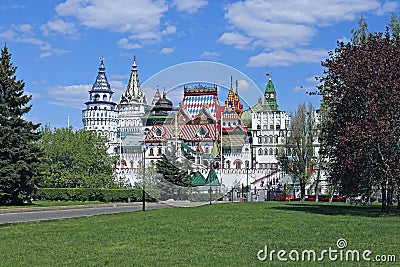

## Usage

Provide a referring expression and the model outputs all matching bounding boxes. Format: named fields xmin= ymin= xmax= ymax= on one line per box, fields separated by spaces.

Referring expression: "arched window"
xmin=226 ymin=160 xmax=231 ymax=169
xmin=235 ymin=161 xmax=242 ymax=169
xmin=264 ymin=148 xmax=268 ymax=155
xmin=275 ymin=148 xmax=278 ymax=155
xmin=269 ymin=148 xmax=273 ymax=155
xmin=258 ymin=148 xmax=263 ymax=155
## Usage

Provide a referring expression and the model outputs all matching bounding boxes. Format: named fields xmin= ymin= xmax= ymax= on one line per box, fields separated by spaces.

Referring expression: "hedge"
xmin=35 ymin=188 xmax=156 ymax=203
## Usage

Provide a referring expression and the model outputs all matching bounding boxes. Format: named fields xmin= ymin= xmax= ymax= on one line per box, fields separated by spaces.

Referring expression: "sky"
xmin=0 ymin=0 xmax=398 ymax=129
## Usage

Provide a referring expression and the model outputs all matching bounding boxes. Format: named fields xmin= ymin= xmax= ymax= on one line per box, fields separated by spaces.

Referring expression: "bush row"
xmin=188 ymin=193 xmax=224 ymax=202
xmin=35 ymin=188 xmax=156 ymax=203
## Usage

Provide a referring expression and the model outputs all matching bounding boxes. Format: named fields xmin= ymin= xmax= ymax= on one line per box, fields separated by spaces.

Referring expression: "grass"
xmin=0 ymin=202 xmax=399 ymax=266
xmin=0 ymin=200 xmax=105 ymax=210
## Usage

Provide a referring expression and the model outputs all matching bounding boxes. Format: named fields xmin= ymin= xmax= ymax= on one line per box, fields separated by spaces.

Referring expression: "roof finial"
xmin=235 ymin=80 xmax=239 ymax=93
xmin=132 ymin=55 xmax=137 ymax=68
xmin=230 ymin=75 xmax=233 ymax=89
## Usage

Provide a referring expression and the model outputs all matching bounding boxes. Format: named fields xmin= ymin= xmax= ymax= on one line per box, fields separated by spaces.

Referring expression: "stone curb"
xmin=0 ymin=202 xmax=147 ymax=214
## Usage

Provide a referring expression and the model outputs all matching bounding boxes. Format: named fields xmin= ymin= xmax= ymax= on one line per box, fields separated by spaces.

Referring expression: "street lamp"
xmin=142 ymin=144 xmax=147 ymax=211
xmin=246 ymin=167 xmax=249 ymax=202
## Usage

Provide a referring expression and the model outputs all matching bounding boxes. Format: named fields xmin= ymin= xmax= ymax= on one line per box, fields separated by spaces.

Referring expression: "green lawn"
xmin=0 ymin=202 xmax=399 ymax=266
xmin=0 ymin=200 xmax=105 ymax=210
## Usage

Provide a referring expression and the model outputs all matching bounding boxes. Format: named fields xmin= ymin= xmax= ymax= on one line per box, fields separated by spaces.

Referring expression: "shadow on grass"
xmin=271 ymin=202 xmax=400 ymax=218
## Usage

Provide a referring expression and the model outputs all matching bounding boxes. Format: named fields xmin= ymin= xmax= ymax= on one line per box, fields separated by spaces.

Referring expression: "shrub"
xmin=35 ymin=188 xmax=156 ymax=203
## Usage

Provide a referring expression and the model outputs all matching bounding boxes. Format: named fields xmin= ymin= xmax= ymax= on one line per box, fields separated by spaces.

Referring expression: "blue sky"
xmin=0 ymin=0 xmax=398 ymax=129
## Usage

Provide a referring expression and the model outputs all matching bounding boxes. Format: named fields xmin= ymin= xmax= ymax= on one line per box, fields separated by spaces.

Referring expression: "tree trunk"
xmin=300 ymin=180 xmax=306 ymax=201
xmin=387 ymin=184 xmax=394 ymax=215
xmin=381 ymin=181 xmax=387 ymax=212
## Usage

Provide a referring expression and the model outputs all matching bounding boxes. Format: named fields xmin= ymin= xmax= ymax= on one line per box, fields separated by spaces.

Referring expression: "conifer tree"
xmin=0 ymin=45 xmax=42 ymax=205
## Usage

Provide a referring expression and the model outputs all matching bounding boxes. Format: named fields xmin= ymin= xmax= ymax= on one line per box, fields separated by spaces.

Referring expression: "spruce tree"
xmin=0 ymin=45 xmax=42 ymax=205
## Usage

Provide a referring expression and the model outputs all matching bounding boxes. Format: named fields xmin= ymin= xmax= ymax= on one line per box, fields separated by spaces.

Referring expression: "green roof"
xmin=205 ymin=168 xmax=220 ymax=186
xmin=191 ymin=171 xmax=206 ymax=186
xmin=181 ymin=142 xmax=195 ymax=153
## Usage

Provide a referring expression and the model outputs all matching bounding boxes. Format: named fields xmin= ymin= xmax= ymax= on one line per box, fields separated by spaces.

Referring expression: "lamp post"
xmin=246 ymin=167 xmax=249 ymax=202
xmin=142 ymin=144 xmax=147 ymax=211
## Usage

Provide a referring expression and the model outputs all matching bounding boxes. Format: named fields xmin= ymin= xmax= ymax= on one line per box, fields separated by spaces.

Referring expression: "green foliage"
xmin=154 ymin=148 xmax=193 ymax=200
xmin=0 ymin=202 xmax=399 ymax=266
xmin=319 ymin=27 xmax=400 ymax=213
xmin=0 ymin=45 xmax=43 ymax=205
xmin=39 ymin=126 xmax=117 ymax=188
xmin=351 ymin=15 xmax=369 ymax=44
xmin=278 ymin=103 xmax=317 ymax=199
xmin=389 ymin=13 xmax=400 ymax=38
xmin=35 ymin=188 xmax=155 ymax=202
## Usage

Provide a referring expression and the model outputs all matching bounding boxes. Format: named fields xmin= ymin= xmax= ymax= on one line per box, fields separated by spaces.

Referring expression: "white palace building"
xmin=82 ymin=57 xmax=327 ymax=197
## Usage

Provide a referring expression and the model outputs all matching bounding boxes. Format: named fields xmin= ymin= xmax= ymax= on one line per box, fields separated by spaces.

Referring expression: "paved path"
xmin=0 ymin=201 xmax=209 ymax=225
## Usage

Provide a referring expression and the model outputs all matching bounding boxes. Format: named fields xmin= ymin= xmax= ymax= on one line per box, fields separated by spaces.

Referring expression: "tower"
xmin=264 ymin=78 xmax=278 ymax=110
xmin=118 ymin=56 xmax=148 ymax=134
xmin=82 ymin=57 xmax=118 ymax=143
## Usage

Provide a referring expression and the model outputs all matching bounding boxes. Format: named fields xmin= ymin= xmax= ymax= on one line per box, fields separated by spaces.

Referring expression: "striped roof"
xmin=144 ymin=123 xmax=217 ymax=142
xmin=205 ymin=168 xmax=220 ymax=186
xmin=191 ymin=171 xmax=206 ymax=186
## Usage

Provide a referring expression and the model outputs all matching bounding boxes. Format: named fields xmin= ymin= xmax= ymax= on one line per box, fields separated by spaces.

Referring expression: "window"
xmin=226 ymin=160 xmax=231 ymax=169
xmin=275 ymin=148 xmax=278 ymax=155
xmin=270 ymin=124 xmax=274 ymax=130
xmin=235 ymin=161 xmax=242 ymax=169
xmin=198 ymin=126 xmax=207 ymax=137
xmin=269 ymin=148 xmax=273 ymax=155
xmin=149 ymin=148 xmax=154 ymax=156
xmin=264 ymin=148 xmax=268 ymax=155
xmin=258 ymin=148 xmax=263 ymax=155
xmin=155 ymin=128 xmax=162 ymax=137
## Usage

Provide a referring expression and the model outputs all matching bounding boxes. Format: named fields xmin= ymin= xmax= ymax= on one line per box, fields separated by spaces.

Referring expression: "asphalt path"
xmin=0 ymin=202 xmax=208 ymax=225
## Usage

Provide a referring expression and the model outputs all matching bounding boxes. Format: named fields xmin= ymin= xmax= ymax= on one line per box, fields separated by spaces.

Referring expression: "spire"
xmin=151 ymin=86 xmax=161 ymax=107
xmin=91 ymin=56 xmax=112 ymax=92
xmin=234 ymin=80 xmax=243 ymax=115
xmin=264 ymin=77 xmax=278 ymax=110
xmin=120 ymin=56 xmax=147 ymax=104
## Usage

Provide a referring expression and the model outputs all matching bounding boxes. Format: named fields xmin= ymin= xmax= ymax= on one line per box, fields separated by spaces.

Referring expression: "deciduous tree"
xmin=318 ymin=30 xmax=400 ymax=213
xmin=40 ymin=127 xmax=116 ymax=188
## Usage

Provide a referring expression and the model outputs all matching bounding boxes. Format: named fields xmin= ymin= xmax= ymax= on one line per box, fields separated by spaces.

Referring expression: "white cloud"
xmin=218 ymin=32 xmax=252 ymax=50
xmin=24 ymin=91 xmax=45 ymax=99
xmin=41 ymin=19 xmax=77 ymax=37
xmin=55 ymin=0 xmax=169 ymax=44
xmin=237 ymin=79 xmax=250 ymax=91
xmin=172 ymin=0 xmax=208 ymax=13
xmin=15 ymin=24 xmax=33 ymax=33
xmin=247 ymin=49 xmax=327 ymax=67
xmin=160 ymin=47 xmax=175 ymax=54
xmin=46 ymin=79 xmax=128 ymax=109
xmin=117 ymin=38 xmax=142 ymax=50
xmin=0 ymin=24 xmax=70 ymax=58
xmin=200 ymin=51 xmax=220 ymax=59
xmin=221 ymin=0 xmax=398 ymax=66
xmin=46 ymin=84 xmax=90 ymax=109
